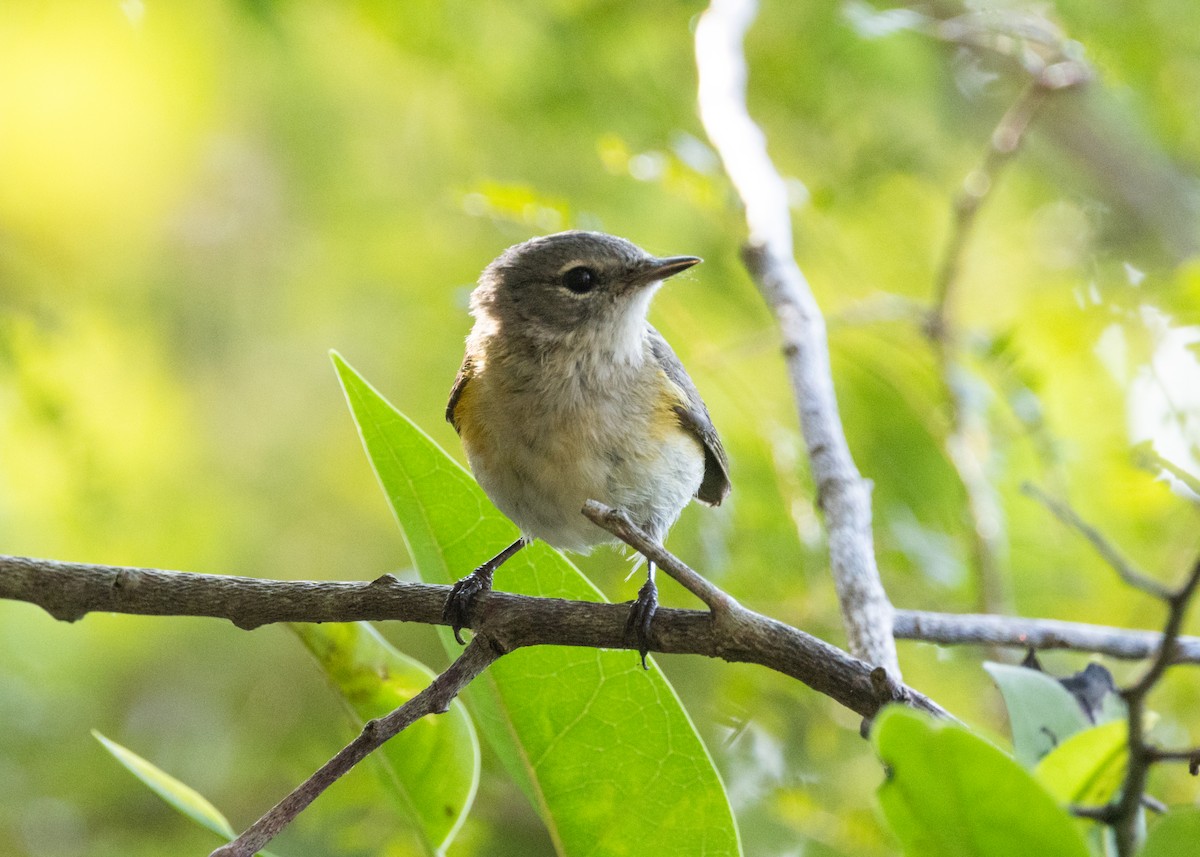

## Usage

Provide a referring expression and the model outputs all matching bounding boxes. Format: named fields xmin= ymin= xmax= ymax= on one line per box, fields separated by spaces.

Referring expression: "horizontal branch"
xmin=894 ymin=609 xmax=1200 ymax=664
xmin=0 ymin=553 xmax=939 ymax=721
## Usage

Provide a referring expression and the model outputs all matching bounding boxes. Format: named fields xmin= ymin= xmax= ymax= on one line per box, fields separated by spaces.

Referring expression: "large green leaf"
xmin=332 ymin=353 xmax=741 ymax=856
xmin=93 ymin=731 xmax=279 ymax=857
xmin=1035 ymin=719 xmax=1128 ymax=806
xmin=983 ymin=662 xmax=1092 ymax=767
xmin=872 ymin=707 xmax=1091 ymax=857
xmin=291 ymin=621 xmax=479 ymax=856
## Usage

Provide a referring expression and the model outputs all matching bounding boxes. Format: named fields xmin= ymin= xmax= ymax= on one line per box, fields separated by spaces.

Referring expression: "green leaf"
xmin=872 ymin=706 xmax=1091 ymax=857
xmin=92 ymin=731 xmax=279 ymax=857
xmin=1035 ymin=720 xmax=1128 ymax=806
xmin=291 ymin=622 xmax=479 ymax=855
xmin=1141 ymin=807 xmax=1200 ymax=857
xmin=332 ymin=352 xmax=741 ymax=856
xmin=983 ymin=662 xmax=1092 ymax=767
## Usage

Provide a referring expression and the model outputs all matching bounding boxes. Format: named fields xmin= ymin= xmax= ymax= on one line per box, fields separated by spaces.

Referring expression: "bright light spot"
xmin=0 ymin=8 xmax=196 ymax=243
xmin=1094 ymin=322 xmax=1129 ymax=386
xmin=1123 ymin=262 xmax=1146 ymax=286
xmin=842 ymin=0 xmax=924 ymax=38
xmin=629 ymin=151 xmax=666 ymax=182
xmin=670 ymin=132 xmax=719 ymax=174
xmin=1128 ymin=306 xmax=1200 ymax=501
xmin=461 ymin=192 xmax=488 ymax=217
xmin=1032 ymin=200 xmax=1091 ymax=270
xmin=785 ymin=177 xmax=811 ymax=209
xmin=963 ymin=168 xmax=991 ymax=199
xmin=120 ymin=0 xmax=146 ymax=27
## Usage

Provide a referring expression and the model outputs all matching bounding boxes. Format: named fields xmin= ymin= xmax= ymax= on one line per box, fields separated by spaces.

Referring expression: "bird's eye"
xmin=562 ymin=266 xmax=597 ymax=294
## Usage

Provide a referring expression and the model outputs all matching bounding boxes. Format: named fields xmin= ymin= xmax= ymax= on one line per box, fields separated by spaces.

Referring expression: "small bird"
xmin=443 ymin=230 xmax=730 ymax=665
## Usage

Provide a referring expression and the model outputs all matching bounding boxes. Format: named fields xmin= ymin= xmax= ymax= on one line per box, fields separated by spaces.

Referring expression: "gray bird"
xmin=443 ymin=230 xmax=730 ymax=664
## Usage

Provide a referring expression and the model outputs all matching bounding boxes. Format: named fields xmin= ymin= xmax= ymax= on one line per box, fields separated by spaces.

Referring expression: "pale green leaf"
xmin=1035 ymin=720 xmax=1128 ymax=806
xmin=872 ymin=706 xmax=1091 ymax=857
xmin=92 ymin=730 xmax=279 ymax=857
xmin=984 ymin=662 xmax=1091 ymax=767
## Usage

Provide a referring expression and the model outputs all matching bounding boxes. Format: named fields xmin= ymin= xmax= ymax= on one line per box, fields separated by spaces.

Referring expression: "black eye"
xmin=562 ymin=266 xmax=597 ymax=294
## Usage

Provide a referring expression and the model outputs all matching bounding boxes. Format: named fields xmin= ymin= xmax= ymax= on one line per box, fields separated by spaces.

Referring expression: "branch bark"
xmin=0 ymin=552 xmax=938 ymax=720
xmin=11 ymin=551 xmax=1200 ymax=728
xmin=695 ymin=0 xmax=899 ymax=677
xmin=893 ymin=609 xmax=1200 ymax=663
xmin=1108 ymin=558 xmax=1200 ymax=856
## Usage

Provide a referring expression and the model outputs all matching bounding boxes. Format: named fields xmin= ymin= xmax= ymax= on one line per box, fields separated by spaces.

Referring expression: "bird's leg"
xmin=443 ymin=538 xmax=526 ymax=644
xmin=625 ymin=559 xmax=659 ymax=670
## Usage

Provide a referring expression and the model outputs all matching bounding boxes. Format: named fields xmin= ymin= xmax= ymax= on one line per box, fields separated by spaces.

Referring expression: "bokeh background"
xmin=3 ymin=1 xmax=1200 ymax=855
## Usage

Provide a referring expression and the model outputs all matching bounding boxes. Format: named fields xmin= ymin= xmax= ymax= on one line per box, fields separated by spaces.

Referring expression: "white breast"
xmin=461 ymin=347 xmax=705 ymax=552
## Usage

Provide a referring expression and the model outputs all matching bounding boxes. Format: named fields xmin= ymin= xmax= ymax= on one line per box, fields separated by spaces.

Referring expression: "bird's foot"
xmin=443 ymin=567 xmax=494 ymax=645
xmin=625 ymin=578 xmax=659 ymax=670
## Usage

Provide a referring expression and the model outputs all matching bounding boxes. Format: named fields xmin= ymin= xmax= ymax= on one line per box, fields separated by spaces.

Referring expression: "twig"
xmin=695 ymin=0 xmax=899 ymax=677
xmin=1145 ymin=747 xmax=1200 ymax=776
xmin=582 ymin=500 xmax=737 ymax=614
xmin=210 ymin=636 xmax=501 ymax=857
xmin=928 ymin=83 xmax=1049 ymax=338
xmin=1106 ymin=558 xmax=1200 ymax=856
xmin=925 ymin=77 xmax=1085 ymax=617
xmin=1022 ymin=483 xmax=1172 ymax=600
xmin=929 ymin=10 xmax=1093 ymax=90
xmin=1133 ymin=444 xmax=1200 ymax=501
xmin=893 ymin=609 xmax=1200 ymax=663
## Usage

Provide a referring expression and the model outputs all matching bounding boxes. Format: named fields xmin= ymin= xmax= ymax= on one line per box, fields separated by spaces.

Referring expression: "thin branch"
xmin=928 ymin=4 xmax=1199 ymax=262
xmin=893 ymin=609 xmax=1200 ymax=664
xmin=928 ymin=83 xmax=1049 ymax=337
xmin=1133 ymin=444 xmax=1200 ymax=501
xmin=1145 ymin=747 xmax=1200 ymax=776
xmin=210 ymin=636 xmax=501 ymax=857
xmin=925 ymin=73 xmax=1087 ymax=618
xmin=582 ymin=500 xmax=737 ymax=614
xmin=1076 ymin=557 xmax=1200 ymax=857
xmin=1114 ymin=558 xmax=1200 ymax=855
xmin=1022 ymin=483 xmax=1172 ymax=600
xmin=1129 ymin=559 xmax=1200 ymax=696
xmin=929 ymin=9 xmax=1093 ymax=91
xmin=695 ymin=0 xmax=899 ymax=677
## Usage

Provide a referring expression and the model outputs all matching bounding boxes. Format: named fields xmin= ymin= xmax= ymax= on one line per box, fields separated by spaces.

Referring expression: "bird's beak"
xmin=630 ymin=255 xmax=703 ymax=287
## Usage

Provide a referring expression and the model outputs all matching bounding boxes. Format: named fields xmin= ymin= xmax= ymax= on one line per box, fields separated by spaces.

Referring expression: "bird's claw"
xmin=443 ymin=568 xmax=493 ymax=645
xmin=625 ymin=578 xmax=659 ymax=670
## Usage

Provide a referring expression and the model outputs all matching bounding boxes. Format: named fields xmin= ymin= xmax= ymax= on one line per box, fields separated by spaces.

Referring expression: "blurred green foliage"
xmin=1 ymin=0 xmax=1199 ymax=855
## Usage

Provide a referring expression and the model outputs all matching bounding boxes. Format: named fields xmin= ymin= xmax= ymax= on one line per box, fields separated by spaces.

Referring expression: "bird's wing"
xmin=648 ymin=327 xmax=731 ymax=505
xmin=446 ymin=356 xmax=474 ymax=432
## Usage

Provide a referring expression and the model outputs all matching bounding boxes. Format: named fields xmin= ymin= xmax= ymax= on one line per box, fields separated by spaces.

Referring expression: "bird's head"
xmin=470 ymin=231 xmax=701 ymax=356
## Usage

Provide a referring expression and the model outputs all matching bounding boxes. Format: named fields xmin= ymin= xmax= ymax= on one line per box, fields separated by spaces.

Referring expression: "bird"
xmin=442 ymin=230 xmax=730 ymax=666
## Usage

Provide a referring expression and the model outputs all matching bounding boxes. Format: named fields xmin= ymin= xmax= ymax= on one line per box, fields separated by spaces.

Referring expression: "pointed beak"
xmin=630 ymin=255 xmax=703 ymax=287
